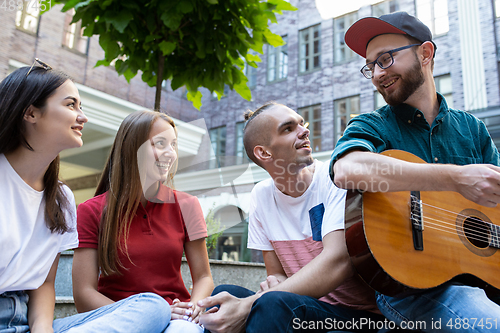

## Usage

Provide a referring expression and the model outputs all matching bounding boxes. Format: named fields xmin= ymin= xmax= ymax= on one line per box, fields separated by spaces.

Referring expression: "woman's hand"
xmin=190 ymin=303 xmax=204 ymax=324
xmin=171 ymin=299 xmax=205 ymax=325
xmin=170 ymin=298 xmax=195 ymax=321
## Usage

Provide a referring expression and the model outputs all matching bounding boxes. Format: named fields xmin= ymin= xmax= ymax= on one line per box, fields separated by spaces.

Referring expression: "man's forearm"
xmin=333 ymin=151 xmax=457 ymax=192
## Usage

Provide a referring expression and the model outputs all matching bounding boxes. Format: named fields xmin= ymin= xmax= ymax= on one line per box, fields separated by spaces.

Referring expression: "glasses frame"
xmin=360 ymin=44 xmax=421 ymax=79
xmin=26 ymin=58 xmax=52 ymax=77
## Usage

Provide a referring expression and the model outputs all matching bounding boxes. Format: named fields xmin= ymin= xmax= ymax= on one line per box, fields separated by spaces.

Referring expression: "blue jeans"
xmin=0 ymin=292 xmax=29 ymax=333
xmin=376 ymin=282 xmax=500 ymax=333
xmin=208 ymin=284 xmax=386 ymax=333
xmin=1 ymin=291 xmax=170 ymax=333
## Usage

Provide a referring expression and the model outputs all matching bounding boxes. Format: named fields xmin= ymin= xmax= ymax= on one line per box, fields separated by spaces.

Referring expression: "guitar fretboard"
xmin=490 ymin=224 xmax=500 ymax=249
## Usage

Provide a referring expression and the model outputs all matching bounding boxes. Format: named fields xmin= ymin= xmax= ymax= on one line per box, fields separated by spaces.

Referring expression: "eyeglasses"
xmin=360 ymin=44 xmax=421 ymax=79
xmin=26 ymin=58 xmax=52 ymax=77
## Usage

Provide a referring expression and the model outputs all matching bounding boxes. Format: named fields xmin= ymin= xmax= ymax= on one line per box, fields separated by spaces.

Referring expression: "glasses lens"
xmin=378 ymin=52 xmax=394 ymax=69
xmin=361 ymin=65 xmax=373 ymax=79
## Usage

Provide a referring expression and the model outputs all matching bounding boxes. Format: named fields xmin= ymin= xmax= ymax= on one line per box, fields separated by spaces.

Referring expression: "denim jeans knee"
xmin=0 ymin=291 xmax=29 ymax=333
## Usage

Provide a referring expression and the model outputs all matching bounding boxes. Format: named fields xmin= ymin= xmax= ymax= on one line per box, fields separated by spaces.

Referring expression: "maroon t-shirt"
xmin=77 ymin=185 xmax=207 ymax=304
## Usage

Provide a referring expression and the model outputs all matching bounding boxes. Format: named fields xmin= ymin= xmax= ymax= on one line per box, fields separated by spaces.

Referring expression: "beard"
xmin=377 ymin=55 xmax=425 ymax=106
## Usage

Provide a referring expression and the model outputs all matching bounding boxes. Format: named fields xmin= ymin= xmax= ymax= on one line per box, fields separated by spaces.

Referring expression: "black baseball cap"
xmin=345 ymin=11 xmax=436 ymax=58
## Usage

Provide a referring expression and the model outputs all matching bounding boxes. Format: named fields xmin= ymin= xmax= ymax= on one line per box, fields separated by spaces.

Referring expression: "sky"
xmin=315 ymin=0 xmax=385 ymax=19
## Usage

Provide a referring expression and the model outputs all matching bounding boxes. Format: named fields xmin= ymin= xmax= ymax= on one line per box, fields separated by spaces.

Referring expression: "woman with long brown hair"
xmin=0 ymin=62 xmax=169 ymax=333
xmin=72 ymin=110 xmax=213 ymax=332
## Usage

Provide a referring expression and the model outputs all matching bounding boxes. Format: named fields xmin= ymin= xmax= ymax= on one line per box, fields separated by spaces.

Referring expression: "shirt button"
xmin=408 ymin=120 xmax=412 ymax=124
xmin=143 ymin=214 xmax=147 ymax=219
xmin=417 ymin=114 xmax=421 ymax=118
xmin=434 ymin=157 xmax=438 ymax=162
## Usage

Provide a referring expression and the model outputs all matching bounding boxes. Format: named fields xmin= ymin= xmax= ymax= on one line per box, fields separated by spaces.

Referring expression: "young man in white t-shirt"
xmin=199 ymin=103 xmax=384 ymax=333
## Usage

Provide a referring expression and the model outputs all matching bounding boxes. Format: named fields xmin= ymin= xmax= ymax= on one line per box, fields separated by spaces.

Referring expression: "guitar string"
xmin=423 ymin=216 xmax=491 ymax=244
xmin=419 ymin=203 xmax=495 ymax=238
xmin=419 ymin=224 xmax=490 ymax=243
xmin=405 ymin=196 xmax=498 ymax=245
xmin=409 ymin=211 xmax=493 ymax=244
xmin=414 ymin=208 xmax=493 ymax=244
xmin=410 ymin=195 xmax=496 ymax=231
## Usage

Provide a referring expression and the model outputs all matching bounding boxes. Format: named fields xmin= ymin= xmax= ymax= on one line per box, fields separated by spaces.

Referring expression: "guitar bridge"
xmin=410 ymin=191 xmax=424 ymax=251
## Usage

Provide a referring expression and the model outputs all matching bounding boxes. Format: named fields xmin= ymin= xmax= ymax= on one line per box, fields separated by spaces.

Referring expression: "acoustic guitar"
xmin=344 ymin=150 xmax=500 ymax=297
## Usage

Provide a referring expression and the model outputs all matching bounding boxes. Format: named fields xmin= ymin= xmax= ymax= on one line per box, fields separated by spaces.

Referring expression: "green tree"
xmin=47 ymin=0 xmax=296 ymax=110
xmin=205 ymin=206 xmax=224 ymax=258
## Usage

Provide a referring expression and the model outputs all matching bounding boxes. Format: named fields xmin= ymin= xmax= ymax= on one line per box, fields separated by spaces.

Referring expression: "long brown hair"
xmin=95 ymin=110 xmax=178 ymax=276
xmin=0 ymin=66 xmax=72 ymax=233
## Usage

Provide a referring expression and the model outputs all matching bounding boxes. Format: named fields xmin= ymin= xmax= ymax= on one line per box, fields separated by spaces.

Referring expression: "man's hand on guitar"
xmin=452 ymin=164 xmax=500 ymax=207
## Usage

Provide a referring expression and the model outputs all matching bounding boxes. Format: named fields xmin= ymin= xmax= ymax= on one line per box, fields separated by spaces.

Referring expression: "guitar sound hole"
xmin=463 ymin=217 xmax=489 ymax=249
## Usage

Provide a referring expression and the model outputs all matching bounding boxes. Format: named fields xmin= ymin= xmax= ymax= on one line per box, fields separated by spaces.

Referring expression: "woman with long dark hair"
xmin=72 ymin=110 xmax=213 ymax=332
xmin=0 ymin=61 xmax=171 ymax=333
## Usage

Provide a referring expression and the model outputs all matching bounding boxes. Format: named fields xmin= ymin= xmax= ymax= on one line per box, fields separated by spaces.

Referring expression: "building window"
xmin=374 ymin=91 xmax=386 ymax=110
xmin=416 ymin=0 xmax=449 ymax=36
xmin=210 ymin=206 xmax=250 ymax=262
xmin=209 ymin=126 xmax=226 ymax=168
xmin=235 ymin=122 xmax=249 ymax=164
xmin=15 ymin=2 xmax=39 ymax=34
xmin=434 ymin=74 xmax=453 ymax=109
xmin=335 ymin=96 xmax=360 ymax=141
xmin=298 ymin=105 xmax=322 ymax=152
xmin=267 ymin=36 xmax=288 ymax=83
xmin=212 ymin=85 xmax=230 ymax=100
xmin=299 ymin=25 xmax=321 ymax=73
xmin=372 ymin=0 xmax=400 ymax=17
xmin=244 ymin=51 xmax=258 ymax=89
xmin=496 ymin=0 xmax=500 ymax=17
xmin=62 ymin=9 xmax=88 ymax=54
xmin=334 ymin=13 xmax=357 ymax=64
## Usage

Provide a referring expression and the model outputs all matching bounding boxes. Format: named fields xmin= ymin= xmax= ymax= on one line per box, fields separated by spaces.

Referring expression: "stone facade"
xmin=0 ymin=3 xmax=200 ymax=122
xmin=197 ymin=0 xmax=500 ymax=156
xmin=175 ymin=0 xmax=500 ymax=264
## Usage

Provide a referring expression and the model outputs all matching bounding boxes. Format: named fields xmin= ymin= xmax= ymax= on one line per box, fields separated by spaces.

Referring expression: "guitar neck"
xmin=491 ymin=224 xmax=500 ymax=249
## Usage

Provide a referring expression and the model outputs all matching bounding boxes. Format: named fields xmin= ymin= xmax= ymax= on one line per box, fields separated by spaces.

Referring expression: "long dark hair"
xmin=0 ymin=66 xmax=72 ymax=234
xmin=95 ymin=110 xmax=177 ymax=276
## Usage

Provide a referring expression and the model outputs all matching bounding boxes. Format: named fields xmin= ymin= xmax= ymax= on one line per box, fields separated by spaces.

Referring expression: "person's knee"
xmin=165 ymin=319 xmax=203 ymax=333
xmin=211 ymin=284 xmax=254 ymax=299
xmin=212 ymin=284 xmax=234 ymax=296
xmin=253 ymin=291 xmax=293 ymax=309
xmin=211 ymin=284 xmax=248 ymax=296
xmin=132 ymin=292 xmax=171 ymax=318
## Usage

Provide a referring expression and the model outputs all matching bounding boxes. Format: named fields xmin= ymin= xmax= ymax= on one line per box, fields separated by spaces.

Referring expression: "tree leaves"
xmin=107 ymin=10 xmax=134 ymax=33
xmin=50 ymin=0 xmax=297 ymax=110
xmin=158 ymin=41 xmax=176 ymax=56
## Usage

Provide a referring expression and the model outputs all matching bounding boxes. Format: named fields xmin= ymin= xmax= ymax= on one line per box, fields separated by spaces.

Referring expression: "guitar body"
xmin=345 ymin=150 xmax=500 ymax=297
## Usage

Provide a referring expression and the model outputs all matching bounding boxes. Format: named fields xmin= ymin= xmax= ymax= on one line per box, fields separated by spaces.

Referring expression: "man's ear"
xmin=420 ymin=41 xmax=434 ymax=66
xmin=23 ymin=105 xmax=39 ymax=124
xmin=254 ymin=145 xmax=272 ymax=164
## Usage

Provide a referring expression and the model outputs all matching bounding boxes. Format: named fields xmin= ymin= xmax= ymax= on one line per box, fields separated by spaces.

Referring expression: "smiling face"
xmin=262 ymin=105 xmax=313 ymax=173
xmin=28 ymin=80 xmax=87 ymax=152
xmin=366 ymin=34 xmax=425 ymax=106
xmin=137 ymin=118 xmax=177 ymax=193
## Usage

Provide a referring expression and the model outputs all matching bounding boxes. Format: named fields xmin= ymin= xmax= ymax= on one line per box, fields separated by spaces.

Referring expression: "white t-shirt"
xmin=248 ymin=160 xmax=346 ymax=251
xmin=248 ymin=160 xmax=379 ymax=312
xmin=0 ymin=154 xmax=78 ymax=293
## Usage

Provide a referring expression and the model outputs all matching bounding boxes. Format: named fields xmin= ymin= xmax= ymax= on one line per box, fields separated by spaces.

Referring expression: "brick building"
xmin=2 ymin=0 xmax=500 ymax=263
xmin=0 ymin=2 xmax=205 ymax=204
xmin=177 ymin=0 xmax=500 ymax=262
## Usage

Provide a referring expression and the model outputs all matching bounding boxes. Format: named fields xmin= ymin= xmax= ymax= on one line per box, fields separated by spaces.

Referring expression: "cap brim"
xmin=345 ymin=17 xmax=407 ymax=58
